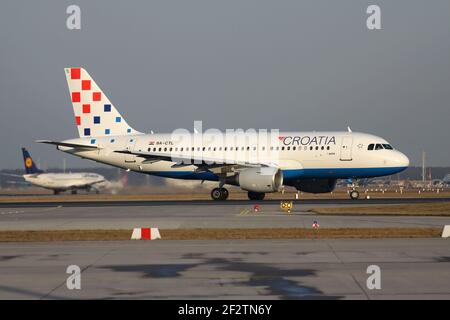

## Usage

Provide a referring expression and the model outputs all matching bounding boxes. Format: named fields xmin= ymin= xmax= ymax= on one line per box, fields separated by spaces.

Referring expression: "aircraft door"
xmin=124 ymin=138 xmax=137 ymax=163
xmin=340 ymin=136 xmax=353 ymax=161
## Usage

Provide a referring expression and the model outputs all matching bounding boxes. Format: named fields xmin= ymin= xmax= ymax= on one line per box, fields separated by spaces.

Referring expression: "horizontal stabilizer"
xmin=36 ymin=140 xmax=99 ymax=149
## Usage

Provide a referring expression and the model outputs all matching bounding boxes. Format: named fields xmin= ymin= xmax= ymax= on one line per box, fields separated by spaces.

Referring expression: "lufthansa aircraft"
xmin=7 ymin=147 xmax=108 ymax=194
xmin=38 ymin=68 xmax=409 ymax=200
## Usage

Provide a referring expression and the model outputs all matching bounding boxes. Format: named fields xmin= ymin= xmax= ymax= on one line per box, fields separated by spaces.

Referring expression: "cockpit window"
xmin=368 ymin=143 xmax=394 ymax=151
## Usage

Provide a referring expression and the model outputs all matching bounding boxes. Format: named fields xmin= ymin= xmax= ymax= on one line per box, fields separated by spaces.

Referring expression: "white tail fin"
xmin=64 ymin=68 xmax=139 ymax=138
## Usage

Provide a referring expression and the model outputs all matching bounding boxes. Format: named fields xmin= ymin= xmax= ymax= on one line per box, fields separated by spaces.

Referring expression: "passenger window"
xmin=368 ymin=144 xmax=374 ymax=150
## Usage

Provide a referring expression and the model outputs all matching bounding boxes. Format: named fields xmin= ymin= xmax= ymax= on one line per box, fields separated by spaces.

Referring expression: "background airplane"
xmin=443 ymin=174 xmax=450 ymax=186
xmin=39 ymin=68 xmax=409 ymax=200
xmin=2 ymin=148 xmax=115 ymax=195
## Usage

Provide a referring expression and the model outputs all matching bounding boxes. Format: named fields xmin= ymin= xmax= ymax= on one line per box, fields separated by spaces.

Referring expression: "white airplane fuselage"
xmin=57 ymin=131 xmax=409 ymax=185
xmin=23 ymin=172 xmax=105 ymax=191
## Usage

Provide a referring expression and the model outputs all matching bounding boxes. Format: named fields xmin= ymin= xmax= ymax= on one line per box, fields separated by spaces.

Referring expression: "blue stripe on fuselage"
xmin=146 ymin=166 xmax=407 ymax=181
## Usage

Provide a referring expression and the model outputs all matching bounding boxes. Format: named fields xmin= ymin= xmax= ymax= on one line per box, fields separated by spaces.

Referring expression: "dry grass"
xmin=311 ymin=202 xmax=450 ymax=216
xmin=0 ymin=228 xmax=441 ymax=242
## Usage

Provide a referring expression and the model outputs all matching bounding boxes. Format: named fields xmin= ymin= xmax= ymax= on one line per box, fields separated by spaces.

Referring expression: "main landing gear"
xmin=211 ymin=187 xmax=229 ymax=201
xmin=349 ymin=190 xmax=360 ymax=200
xmin=247 ymin=191 xmax=265 ymax=201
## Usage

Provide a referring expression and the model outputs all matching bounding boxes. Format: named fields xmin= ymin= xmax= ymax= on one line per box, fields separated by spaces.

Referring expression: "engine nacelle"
xmin=237 ymin=167 xmax=283 ymax=193
xmin=294 ymin=178 xmax=337 ymax=193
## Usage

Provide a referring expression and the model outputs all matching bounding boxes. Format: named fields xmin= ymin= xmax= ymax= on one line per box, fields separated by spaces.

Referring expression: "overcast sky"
xmin=1 ymin=0 xmax=449 ymax=169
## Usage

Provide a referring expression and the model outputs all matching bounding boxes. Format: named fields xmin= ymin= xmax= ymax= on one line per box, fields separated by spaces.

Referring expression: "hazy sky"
xmin=1 ymin=1 xmax=449 ymax=169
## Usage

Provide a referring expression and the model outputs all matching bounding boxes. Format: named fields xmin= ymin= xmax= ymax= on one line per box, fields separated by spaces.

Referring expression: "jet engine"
xmin=231 ymin=167 xmax=283 ymax=193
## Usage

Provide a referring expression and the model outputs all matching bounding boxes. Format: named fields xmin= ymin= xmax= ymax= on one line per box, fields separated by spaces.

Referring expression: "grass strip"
xmin=0 ymin=228 xmax=441 ymax=242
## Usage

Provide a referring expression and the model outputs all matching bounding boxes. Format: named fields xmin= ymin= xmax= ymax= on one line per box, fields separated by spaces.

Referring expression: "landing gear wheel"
xmin=350 ymin=190 xmax=360 ymax=200
xmin=211 ymin=188 xmax=229 ymax=201
xmin=221 ymin=188 xmax=229 ymax=200
xmin=248 ymin=191 xmax=265 ymax=201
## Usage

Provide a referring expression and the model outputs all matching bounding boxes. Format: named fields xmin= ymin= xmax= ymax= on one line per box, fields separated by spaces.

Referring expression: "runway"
xmin=1 ymin=197 xmax=450 ymax=208
xmin=0 ymin=201 xmax=449 ymax=230
xmin=0 ymin=238 xmax=449 ymax=299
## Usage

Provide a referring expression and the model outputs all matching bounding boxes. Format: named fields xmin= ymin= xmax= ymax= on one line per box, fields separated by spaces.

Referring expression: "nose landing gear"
xmin=211 ymin=187 xmax=229 ymax=201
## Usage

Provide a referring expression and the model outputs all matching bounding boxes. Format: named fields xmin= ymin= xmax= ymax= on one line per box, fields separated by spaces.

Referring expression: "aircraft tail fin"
xmin=64 ymin=68 xmax=140 ymax=138
xmin=21 ymin=148 xmax=43 ymax=174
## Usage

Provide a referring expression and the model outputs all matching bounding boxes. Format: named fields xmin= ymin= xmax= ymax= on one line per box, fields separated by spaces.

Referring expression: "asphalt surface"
xmin=0 ymin=202 xmax=449 ymax=230
xmin=0 ymin=238 xmax=449 ymax=299
xmin=1 ymin=197 xmax=450 ymax=208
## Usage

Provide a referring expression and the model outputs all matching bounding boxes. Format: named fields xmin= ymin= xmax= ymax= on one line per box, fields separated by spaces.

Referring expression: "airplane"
xmin=443 ymin=174 xmax=450 ymax=186
xmin=38 ymin=68 xmax=410 ymax=200
xmin=4 ymin=147 xmax=109 ymax=195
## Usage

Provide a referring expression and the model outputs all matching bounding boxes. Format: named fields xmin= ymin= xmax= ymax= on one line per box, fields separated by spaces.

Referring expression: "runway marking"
xmin=0 ymin=206 xmax=62 ymax=216
xmin=0 ymin=211 xmax=25 ymax=215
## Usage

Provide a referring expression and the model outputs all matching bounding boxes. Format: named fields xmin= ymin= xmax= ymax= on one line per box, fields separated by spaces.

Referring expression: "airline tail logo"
xmin=64 ymin=68 xmax=139 ymax=138
xmin=21 ymin=148 xmax=42 ymax=174
xmin=25 ymin=157 xmax=33 ymax=169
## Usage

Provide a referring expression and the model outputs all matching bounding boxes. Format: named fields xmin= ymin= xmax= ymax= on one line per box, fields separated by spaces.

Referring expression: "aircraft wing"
xmin=6 ymin=180 xmax=31 ymax=186
xmin=0 ymin=173 xmax=24 ymax=178
xmin=114 ymin=149 xmax=274 ymax=170
xmin=36 ymin=140 xmax=99 ymax=149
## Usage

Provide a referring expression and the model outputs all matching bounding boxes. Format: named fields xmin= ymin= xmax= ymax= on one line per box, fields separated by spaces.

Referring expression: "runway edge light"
xmin=442 ymin=225 xmax=450 ymax=238
xmin=131 ymin=228 xmax=161 ymax=240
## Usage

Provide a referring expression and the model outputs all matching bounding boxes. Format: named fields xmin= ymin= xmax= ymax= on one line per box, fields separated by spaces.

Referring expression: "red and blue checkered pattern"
xmin=65 ymin=68 xmax=137 ymax=138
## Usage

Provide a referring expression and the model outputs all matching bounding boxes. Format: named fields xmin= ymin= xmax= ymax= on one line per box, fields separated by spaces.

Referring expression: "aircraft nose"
xmin=396 ymin=151 xmax=410 ymax=168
